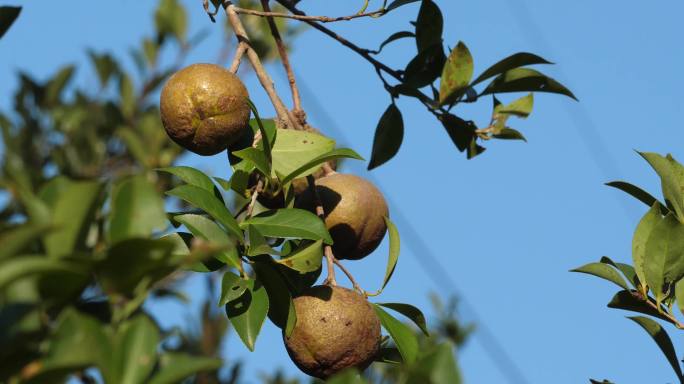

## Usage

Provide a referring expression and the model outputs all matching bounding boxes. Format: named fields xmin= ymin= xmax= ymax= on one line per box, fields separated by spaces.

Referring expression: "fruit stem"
xmin=247 ymin=179 xmax=264 ymax=217
xmin=307 ymin=174 xmax=337 ymax=286
xmin=333 ymin=258 xmax=365 ymax=295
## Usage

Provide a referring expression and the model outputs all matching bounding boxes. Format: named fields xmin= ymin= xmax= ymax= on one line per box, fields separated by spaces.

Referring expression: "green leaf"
xmin=241 ymin=209 xmax=332 ymax=244
xmin=492 ymin=128 xmax=527 ymax=142
xmin=368 ymin=104 xmax=404 ymax=170
xmin=606 ymin=181 xmax=668 ymax=214
xmin=599 ymin=256 xmax=638 ymax=289
xmin=147 ymin=353 xmax=222 ymax=384
xmin=377 ymin=303 xmax=428 ymax=336
xmin=375 ymin=217 xmax=400 ymax=293
xmin=373 ymin=31 xmax=415 ymax=54
xmin=156 ymin=166 xmax=216 ymax=193
xmin=252 ymin=259 xmax=297 ymax=337
xmin=643 ymin=213 xmax=684 ymax=305
xmin=497 ymin=93 xmax=534 ymax=117
xmin=166 ymin=184 xmax=242 ymax=241
xmin=639 ymin=152 xmax=684 ymax=222
xmin=44 ymin=179 xmax=102 ymax=258
xmin=0 ymin=257 xmax=89 ymax=291
xmin=174 ymin=214 xmax=240 ymax=270
xmin=326 ymin=369 xmax=368 ymax=384
xmin=45 ymin=65 xmax=76 ymax=105
xmin=386 ymin=0 xmax=420 ymax=12
xmin=246 ymin=100 xmax=273 ymax=159
xmin=246 ymin=225 xmax=280 ymax=257
xmin=155 ymin=0 xmax=187 ymax=42
xmin=281 ymin=148 xmax=363 ymax=185
xmin=628 ymin=316 xmax=683 ymax=381
xmin=119 ymin=72 xmax=135 ymax=118
xmin=676 ymin=279 xmax=684 ymax=317
xmin=481 ymin=68 xmax=577 ymax=100
xmin=108 ymin=315 xmax=160 ymax=384
xmin=219 ymin=272 xmax=250 ymax=307
xmin=233 ymin=147 xmax=271 ymax=176
xmin=109 ymin=175 xmax=167 ymax=244
xmin=415 ymin=0 xmax=443 ymax=53
xmin=0 ymin=223 xmax=52 ymax=260
xmin=439 ymin=114 xmax=476 ymax=153
xmin=633 ymin=203 xmax=663 ymax=293
xmin=373 ymin=304 xmax=419 ymax=364
xmin=276 ymin=240 xmax=323 ymax=273
xmin=270 ymin=129 xmax=335 ymax=179
xmin=471 ymin=52 xmax=552 ymax=86
xmin=0 ymin=6 xmax=21 ymax=39
xmin=225 ymin=280 xmax=270 ymax=351
xmin=607 ymin=291 xmax=672 ymax=324
xmin=570 ymin=262 xmax=629 ymax=290
xmin=406 ymin=343 xmax=462 ymax=384
xmin=439 ymin=42 xmax=474 ymax=106
xmin=403 ymin=43 xmax=446 ymax=88
xmin=87 ymin=51 xmax=119 ymax=88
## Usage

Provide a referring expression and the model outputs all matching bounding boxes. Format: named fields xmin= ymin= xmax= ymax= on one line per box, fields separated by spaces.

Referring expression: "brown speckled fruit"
xmin=284 ymin=285 xmax=381 ymax=379
xmin=296 ymin=173 xmax=388 ymax=260
xmin=160 ymin=63 xmax=250 ymax=156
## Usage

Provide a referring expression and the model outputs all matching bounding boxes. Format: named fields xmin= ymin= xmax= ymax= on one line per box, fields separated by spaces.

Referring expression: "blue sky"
xmin=3 ymin=1 xmax=684 ymax=383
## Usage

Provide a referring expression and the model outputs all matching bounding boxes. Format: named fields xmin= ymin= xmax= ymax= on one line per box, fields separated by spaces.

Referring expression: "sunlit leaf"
xmin=174 ymin=214 xmax=240 ymax=270
xmin=276 ymin=240 xmax=323 ymax=273
xmin=218 ymin=271 xmax=250 ymax=307
xmin=570 ymin=262 xmax=629 ymax=290
xmin=639 ymin=152 xmax=684 ymax=222
xmin=628 ymin=316 xmax=683 ymax=381
xmin=606 ymin=181 xmax=668 ymax=214
xmin=373 ymin=304 xmax=418 ymax=364
xmin=376 ymin=302 xmax=428 ymax=336
xmin=252 ymin=259 xmax=297 ymax=337
xmin=633 ymin=203 xmax=662 ymax=293
xmin=281 ymin=148 xmax=363 ymax=185
xmin=643 ymin=213 xmax=684 ymax=305
xmin=241 ymin=209 xmax=332 ymax=244
xmin=471 ymin=52 xmax=552 ymax=86
xmin=225 ymin=280 xmax=269 ymax=351
xmin=439 ymin=42 xmax=474 ymax=106
xmin=270 ymin=129 xmax=335 ymax=179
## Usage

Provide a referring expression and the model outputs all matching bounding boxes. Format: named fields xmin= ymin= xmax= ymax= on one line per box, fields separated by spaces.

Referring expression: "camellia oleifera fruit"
xmin=284 ymin=285 xmax=381 ymax=379
xmin=296 ymin=173 xmax=388 ymax=260
xmin=160 ymin=63 xmax=250 ymax=156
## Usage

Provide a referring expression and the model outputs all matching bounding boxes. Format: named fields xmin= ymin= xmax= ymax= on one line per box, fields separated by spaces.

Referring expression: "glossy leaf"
xmin=166 ymin=184 xmax=242 ymax=241
xmin=241 ymin=209 xmax=333 ymax=244
xmin=415 ymin=0 xmax=443 ymax=53
xmin=439 ymin=42 xmax=474 ymax=106
xmin=233 ymin=147 xmax=271 ymax=177
xmin=570 ymin=262 xmax=629 ymax=290
xmin=633 ymin=203 xmax=662 ymax=293
xmin=252 ymin=259 xmax=297 ymax=337
xmin=218 ymin=271 xmax=250 ymax=307
xmin=639 ymin=152 xmax=684 ymax=222
xmin=377 ymin=302 xmax=428 ymax=336
xmin=0 ymin=6 xmax=21 ymax=39
xmin=156 ymin=166 xmax=216 ymax=193
xmin=225 ymin=280 xmax=270 ymax=351
xmin=147 ymin=353 xmax=222 ymax=384
xmin=270 ymin=128 xmax=335 ymax=179
xmin=481 ymin=68 xmax=577 ymax=100
xmin=174 ymin=214 xmax=240 ymax=270
xmin=43 ymin=179 xmax=102 ymax=258
xmin=368 ymin=104 xmax=404 ymax=170
xmin=606 ymin=181 xmax=669 ymax=214
xmin=276 ymin=240 xmax=323 ymax=273
xmin=375 ymin=217 xmax=400 ymax=293
xmin=628 ymin=316 xmax=683 ymax=381
xmin=643 ymin=213 xmax=684 ymax=305
xmin=600 ymin=256 xmax=638 ymax=289
xmin=607 ymin=291 xmax=672 ymax=324
xmin=281 ymin=148 xmax=363 ymax=185
xmin=373 ymin=304 xmax=418 ymax=364
xmin=471 ymin=52 xmax=552 ymax=86
xmin=109 ymin=175 xmax=167 ymax=244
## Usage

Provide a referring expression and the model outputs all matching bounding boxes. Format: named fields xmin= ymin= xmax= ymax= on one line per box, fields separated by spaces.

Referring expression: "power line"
xmin=293 ymin=75 xmax=531 ymax=384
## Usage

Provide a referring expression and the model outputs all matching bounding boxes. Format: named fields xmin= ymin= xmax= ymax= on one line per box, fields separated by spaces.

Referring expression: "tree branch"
xmin=307 ymin=175 xmax=336 ymax=286
xmin=222 ymin=2 xmax=296 ymax=129
xmin=228 ymin=42 xmax=247 ymax=73
xmin=233 ymin=6 xmax=385 ymax=23
xmin=259 ymin=0 xmax=305 ymax=126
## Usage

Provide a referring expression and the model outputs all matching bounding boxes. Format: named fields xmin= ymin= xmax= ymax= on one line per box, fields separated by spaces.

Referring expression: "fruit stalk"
xmin=307 ymin=175 xmax=337 ymax=286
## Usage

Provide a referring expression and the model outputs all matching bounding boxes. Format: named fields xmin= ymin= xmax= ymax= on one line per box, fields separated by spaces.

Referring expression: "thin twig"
xmin=636 ymin=291 xmax=684 ymax=329
xmin=321 ymin=162 xmax=336 ymax=176
xmin=229 ymin=42 xmax=248 ymax=73
xmin=247 ymin=179 xmax=264 ymax=217
xmin=233 ymin=6 xmax=385 ymax=23
xmin=260 ymin=0 xmax=305 ymax=126
xmin=222 ymin=2 xmax=297 ymax=129
xmin=307 ymin=175 xmax=336 ymax=286
xmin=333 ymin=258 xmax=364 ymax=294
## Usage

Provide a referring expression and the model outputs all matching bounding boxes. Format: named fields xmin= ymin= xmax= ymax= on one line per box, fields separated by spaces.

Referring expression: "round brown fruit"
xmin=284 ymin=285 xmax=381 ymax=379
xmin=160 ymin=63 xmax=250 ymax=156
xmin=295 ymin=173 xmax=388 ymax=260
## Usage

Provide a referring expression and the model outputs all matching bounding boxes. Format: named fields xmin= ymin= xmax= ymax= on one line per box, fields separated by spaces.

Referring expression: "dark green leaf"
xmin=628 ymin=316 xmax=683 ymax=381
xmin=166 ymin=184 xmax=242 ymax=241
xmin=492 ymin=128 xmax=527 ymax=142
xmin=639 ymin=152 xmax=684 ymax=222
xmin=607 ymin=291 xmax=672 ymax=324
xmin=233 ymin=147 xmax=271 ymax=176
xmin=633 ymin=203 xmax=662 ymax=293
xmin=403 ymin=43 xmax=446 ymax=88
xmin=570 ymin=262 xmax=629 ymax=290
xmin=471 ymin=52 xmax=552 ymax=86
xmin=218 ymin=272 xmax=250 ymax=307
xmin=246 ymin=99 xmax=273 ymax=159
xmin=377 ymin=303 xmax=428 ymax=336
xmin=147 ymin=353 xmax=222 ymax=384
xmin=45 ymin=66 xmax=76 ymax=105
xmin=241 ymin=209 xmax=332 ymax=244
xmin=87 ymin=51 xmax=119 ymax=88
xmin=326 ymin=369 xmax=368 ymax=384
xmin=0 ymin=6 xmax=21 ymax=39
xmin=119 ymin=72 xmax=135 ymax=118
xmin=156 ymin=166 xmax=215 ymax=193
xmin=373 ymin=304 xmax=419 ymax=364
xmin=368 ymin=104 xmax=404 ymax=170
xmin=481 ymin=68 xmax=577 ymax=100
xmin=386 ymin=0 xmax=420 ymax=11
xmin=109 ymin=175 xmax=167 ymax=244
xmin=252 ymin=259 xmax=297 ymax=337
xmin=644 ymin=213 xmax=684 ymax=305
xmin=246 ymin=225 xmax=280 ymax=256
xmin=108 ymin=315 xmax=159 ymax=384
xmin=0 ymin=257 xmax=89 ymax=291
xmin=375 ymin=347 xmax=402 ymax=364
xmin=0 ymin=223 xmax=51 ymax=260
xmin=606 ymin=181 xmax=668 ymax=214
xmin=174 ymin=214 xmax=240 ymax=270
xmin=373 ymin=31 xmax=415 ymax=54
xmin=439 ymin=114 xmax=476 ymax=153
xmin=599 ymin=256 xmax=638 ymax=289
xmin=281 ymin=148 xmax=363 ymax=185
xmin=225 ymin=280 xmax=269 ymax=351
xmin=275 ymin=240 xmax=323 ymax=273
xmin=415 ymin=0 xmax=443 ymax=53
xmin=439 ymin=42 xmax=474 ymax=106
xmin=374 ymin=217 xmax=400 ymax=293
